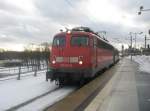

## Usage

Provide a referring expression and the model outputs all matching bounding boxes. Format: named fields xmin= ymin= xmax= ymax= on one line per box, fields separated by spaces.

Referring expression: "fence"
xmin=0 ymin=63 xmax=48 ymax=80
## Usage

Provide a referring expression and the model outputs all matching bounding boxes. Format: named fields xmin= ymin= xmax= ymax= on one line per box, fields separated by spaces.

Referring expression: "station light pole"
xmin=129 ymin=32 xmax=142 ymax=60
xmin=130 ymin=32 xmax=143 ymax=49
xmin=129 ymin=32 xmax=133 ymax=60
xmin=138 ymin=6 xmax=150 ymax=50
xmin=145 ymin=35 xmax=147 ymax=49
xmin=138 ymin=6 xmax=150 ymax=15
xmin=144 ymin=33 xmax=150 ymax=49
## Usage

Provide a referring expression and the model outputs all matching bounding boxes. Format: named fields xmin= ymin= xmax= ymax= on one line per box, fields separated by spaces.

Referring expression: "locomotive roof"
xmin=54 ymin=31 xmax=91 ymax=36
xmin=55 ymin=31 xmax=114 ymax=48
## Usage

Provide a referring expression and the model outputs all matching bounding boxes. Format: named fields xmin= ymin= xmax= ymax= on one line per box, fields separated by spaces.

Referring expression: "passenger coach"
xmin=46 ymin=27 xmax=119 ymax=85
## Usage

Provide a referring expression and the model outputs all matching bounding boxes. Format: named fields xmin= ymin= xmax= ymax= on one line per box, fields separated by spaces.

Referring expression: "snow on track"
xmin=17 ymin=87 xmax=75 ymax=111
xmin=0 ymin=72 xmax=57 ymax=110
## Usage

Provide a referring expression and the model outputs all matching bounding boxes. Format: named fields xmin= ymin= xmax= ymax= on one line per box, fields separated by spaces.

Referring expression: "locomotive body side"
xmin=90 ymin=34 xmax=114 ymax=77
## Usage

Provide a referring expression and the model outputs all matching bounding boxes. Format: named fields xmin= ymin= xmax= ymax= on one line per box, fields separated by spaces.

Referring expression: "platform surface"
xmin=85 ymin=58 xmax=150 ymax=111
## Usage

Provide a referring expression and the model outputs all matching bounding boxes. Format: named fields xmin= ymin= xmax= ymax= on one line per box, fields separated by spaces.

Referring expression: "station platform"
xmin=85 ymin=58 xmax=150 ymax=111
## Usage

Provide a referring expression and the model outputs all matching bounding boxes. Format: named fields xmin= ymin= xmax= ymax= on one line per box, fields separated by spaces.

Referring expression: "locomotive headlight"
xmin=78 ymin=56 xmax=83 ymax=65
xmin=67 ymin=30 xmax=71 ymax=34
xmin=52 ymin=60 xmax=56 ymax=64
xmin=79 ymin=61 xmax=83 ymax=65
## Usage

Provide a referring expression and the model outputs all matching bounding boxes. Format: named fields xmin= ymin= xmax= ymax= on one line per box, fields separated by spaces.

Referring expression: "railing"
xmin=0 ymin=63 xmax=48 ymax=80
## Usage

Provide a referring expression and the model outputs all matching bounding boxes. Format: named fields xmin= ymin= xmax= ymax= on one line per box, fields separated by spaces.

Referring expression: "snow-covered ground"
xmin=0 ymin=71 xmax=75 ymax=111
xmin=127 ymin=55 xmax=150 ymax=73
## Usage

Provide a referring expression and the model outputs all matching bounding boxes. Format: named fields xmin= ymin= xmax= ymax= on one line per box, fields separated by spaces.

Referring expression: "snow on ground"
xmin=0 ymin=70 xmax=75 ymax=111
xmin=127 ymin=55 xmax=150 ymax=73
xmin=0 ymin=72 xmax=58 ymax=110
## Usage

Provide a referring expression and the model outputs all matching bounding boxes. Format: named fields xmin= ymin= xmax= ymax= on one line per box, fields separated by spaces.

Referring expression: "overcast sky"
xmin=0 ymin=0 xmax=150 ymax=51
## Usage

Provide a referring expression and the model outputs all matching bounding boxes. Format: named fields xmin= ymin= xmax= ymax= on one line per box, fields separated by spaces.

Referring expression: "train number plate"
xmin=63 ymin=57 xmax=69 ymax=62
xmin=60 ymin=64 xmax=72 ymax=67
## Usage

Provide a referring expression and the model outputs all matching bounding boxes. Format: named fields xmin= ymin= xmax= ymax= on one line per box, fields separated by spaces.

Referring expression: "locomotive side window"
xmin=97 ymin=39 xmax=113 ymax=50
xmin=93 ymin=37 xmax=97 ymax=48
xmin=53 ymin=36 xmax=66 ymax=47
xmin=89 ymin=38 xmax=94 ymax=47
xmin=71 ymin=36 xmax=89 ymax=46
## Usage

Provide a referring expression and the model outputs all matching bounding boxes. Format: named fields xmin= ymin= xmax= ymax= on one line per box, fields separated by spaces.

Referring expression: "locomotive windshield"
xmin=71 ymin=36 xmax=89 ymax=46
xmin=53 ymin=36 xmax=66 ymax=47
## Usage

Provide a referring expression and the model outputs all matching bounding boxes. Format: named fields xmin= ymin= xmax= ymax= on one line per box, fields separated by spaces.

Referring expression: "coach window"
xmin=71 ymin=36 xmax=89 ymax=46
xmin=53 ymin=36 xmax=66 ymax=47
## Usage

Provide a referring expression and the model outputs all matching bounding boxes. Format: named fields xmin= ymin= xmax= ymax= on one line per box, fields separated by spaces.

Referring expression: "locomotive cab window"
xmin=71 ymin=36 xmax=89 ymax=46
xmin=53 ymin=36 xmax=66 ymax=47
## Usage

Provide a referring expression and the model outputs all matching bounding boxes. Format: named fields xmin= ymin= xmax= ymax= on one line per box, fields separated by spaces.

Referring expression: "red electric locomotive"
xmin=46 ymin=27 xmax=119 ymax=85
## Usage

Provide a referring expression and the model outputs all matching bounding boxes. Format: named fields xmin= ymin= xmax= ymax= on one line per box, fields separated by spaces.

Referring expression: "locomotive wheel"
xmin=58 ymin=78 xmax=67 ymax=86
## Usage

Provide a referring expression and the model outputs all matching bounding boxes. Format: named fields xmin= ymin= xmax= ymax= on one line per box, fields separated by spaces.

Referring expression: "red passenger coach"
xmin=46 ymin=27 xmax=119 ymax=85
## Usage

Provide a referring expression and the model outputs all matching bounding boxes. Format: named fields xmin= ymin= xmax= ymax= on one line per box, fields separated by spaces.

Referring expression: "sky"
xmin=0 ymin=0 xmax=150 ymax=51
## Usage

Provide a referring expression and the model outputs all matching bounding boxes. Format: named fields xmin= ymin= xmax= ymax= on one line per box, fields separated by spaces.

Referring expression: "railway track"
xmin=6 ymin=87 xmax=60 ymax=111
xmin=6 ymin=86 xmax=76 ymax=111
